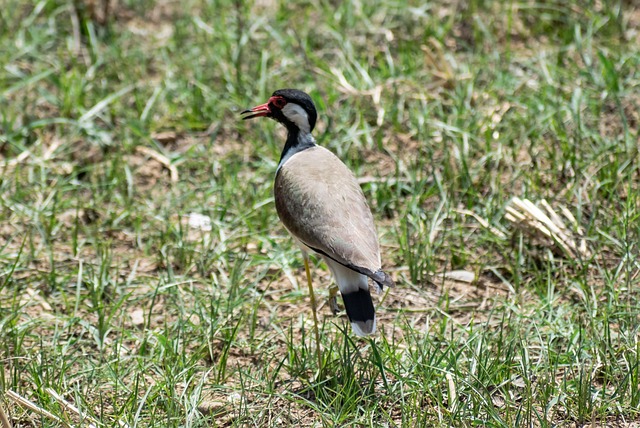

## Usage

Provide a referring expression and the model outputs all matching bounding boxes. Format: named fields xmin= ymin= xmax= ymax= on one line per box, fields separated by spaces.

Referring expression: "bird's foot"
xmin=328 ymin=285 xmax=342 ymax=315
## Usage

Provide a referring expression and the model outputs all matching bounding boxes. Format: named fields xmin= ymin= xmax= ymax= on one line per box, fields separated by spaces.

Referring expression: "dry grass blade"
xmin=435 ymin=270 xmax=476 ymax=283
xmin=5 ymin=390 xmax=69 ymax=428
xmin=0 ymin=397 xmax=12 ymax=428
xmin=421 ymin=37 xmax=455 ymax=83
xmin=504 ymin=197 xmax=591 ymax=258
xmin=136 ymin=146 xmax=179 ymax=183
xmin=0 ymin=150 xmax=31 ymax=173
xmin=0 ymin=138 xmax=62 ymax=174
xmin=446 ymin=372 xmax=457 ymax=413
xmin=454 ymin=208 xmax=507 ymax=239
xmin=45 ymin=388 xmax=98 ymax=428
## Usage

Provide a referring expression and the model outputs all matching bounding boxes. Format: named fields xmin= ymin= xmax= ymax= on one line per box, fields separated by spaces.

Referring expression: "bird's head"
xmin=241 ymin=89 xmax=317 ymax=134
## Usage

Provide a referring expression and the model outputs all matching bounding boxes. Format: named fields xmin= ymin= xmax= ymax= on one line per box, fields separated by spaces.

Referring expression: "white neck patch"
xmin=281 ymin=103 xmax=311 ymax=133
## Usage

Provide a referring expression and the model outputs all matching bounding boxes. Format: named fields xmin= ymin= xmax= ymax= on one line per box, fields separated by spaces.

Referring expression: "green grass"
xmin=1 ymin=0 xmax=639 ymax=426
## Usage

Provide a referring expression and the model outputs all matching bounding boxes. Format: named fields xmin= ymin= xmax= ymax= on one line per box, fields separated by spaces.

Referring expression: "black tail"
xmin=341 ymin=288 xmax=376 ymax=336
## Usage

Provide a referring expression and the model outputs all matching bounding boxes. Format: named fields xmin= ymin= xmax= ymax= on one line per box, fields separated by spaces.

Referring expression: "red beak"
xmin=240 ymin=101 xmax=271 ymax=120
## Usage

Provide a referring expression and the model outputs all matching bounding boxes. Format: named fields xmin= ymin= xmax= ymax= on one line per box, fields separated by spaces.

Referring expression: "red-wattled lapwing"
xmin=241 ymin=89 xmax=394 ymax=343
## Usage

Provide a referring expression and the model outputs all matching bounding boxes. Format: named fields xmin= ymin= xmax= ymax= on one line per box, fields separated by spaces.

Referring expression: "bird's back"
xmin=274 ymin=146 xmax=382 ymax=275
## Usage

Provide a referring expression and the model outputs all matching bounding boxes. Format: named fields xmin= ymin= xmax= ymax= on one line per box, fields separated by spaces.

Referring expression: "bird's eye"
xmin=272 ymin=97 xmax=286 ymax=108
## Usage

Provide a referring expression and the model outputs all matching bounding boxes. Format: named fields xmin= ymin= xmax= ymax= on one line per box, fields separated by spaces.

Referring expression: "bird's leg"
xmin=328 ymin=284 xmax=341 ymax=315
xmin=303 ymin=255 xmax=323 ymax=374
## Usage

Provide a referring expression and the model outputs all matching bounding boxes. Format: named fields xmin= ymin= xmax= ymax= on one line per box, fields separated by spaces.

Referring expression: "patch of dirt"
xmin=199 ymin=387 xmax=319 ymax=425
xmin=598 ymin=94 xmax=640 ymax=139
xmin=124 ymin=150 xmax=173 ymax=192
xmin=78 ymin=0 xmax=186 ymax=26
xmin=380 ymin=271 xmax=510 ymax=337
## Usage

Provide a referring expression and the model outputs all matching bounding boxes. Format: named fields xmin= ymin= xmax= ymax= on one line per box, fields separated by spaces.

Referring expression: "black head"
xmin=241 ymin=89 xmax=318 ymax=133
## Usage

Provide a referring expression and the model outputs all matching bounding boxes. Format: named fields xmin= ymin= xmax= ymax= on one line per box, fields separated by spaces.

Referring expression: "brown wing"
xmin=274 ymin=146 xmax=382 ymax=274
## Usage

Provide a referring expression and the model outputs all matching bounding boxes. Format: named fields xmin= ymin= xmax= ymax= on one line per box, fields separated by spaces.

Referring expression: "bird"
xmin=241 ymin=89 xmax=394 ymax=339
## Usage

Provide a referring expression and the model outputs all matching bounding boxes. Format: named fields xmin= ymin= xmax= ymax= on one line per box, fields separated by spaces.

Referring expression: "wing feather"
xmin=274 ymin=146 xmax=382 ymax=275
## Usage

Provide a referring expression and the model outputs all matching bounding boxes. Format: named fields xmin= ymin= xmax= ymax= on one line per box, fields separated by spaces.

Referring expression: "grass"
xmin=1 ymin=0 xmax=639 ymax=426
